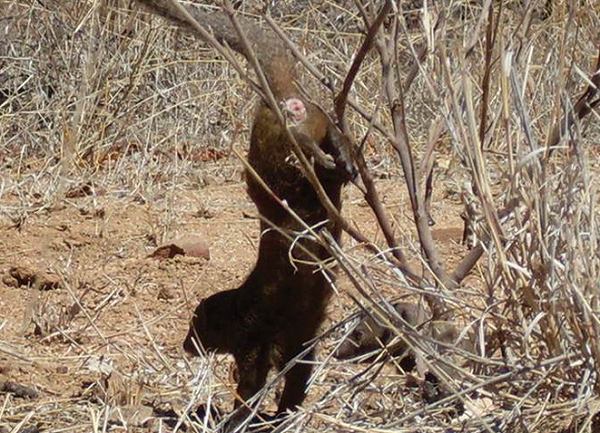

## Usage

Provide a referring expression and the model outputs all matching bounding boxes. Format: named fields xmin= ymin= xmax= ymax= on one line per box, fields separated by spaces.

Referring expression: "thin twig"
xmin=334 ymin=0 xmax=392 ymax=125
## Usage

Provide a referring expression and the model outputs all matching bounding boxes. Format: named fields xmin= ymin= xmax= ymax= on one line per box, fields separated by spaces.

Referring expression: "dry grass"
xmin=1 ymin=0 xmax=600 ymax=432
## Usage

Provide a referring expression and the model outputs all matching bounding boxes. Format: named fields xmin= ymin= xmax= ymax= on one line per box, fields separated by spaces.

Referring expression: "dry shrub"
xmin=1 ymin=0 xmax=599 ymax=432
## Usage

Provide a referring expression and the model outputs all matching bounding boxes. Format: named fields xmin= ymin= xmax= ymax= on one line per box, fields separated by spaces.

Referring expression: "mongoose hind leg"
xmin=233 ymin=346 xmax=272 ymax=408
xmin=276 ymin=349 xmax=315 ymax=414
xmin=224 ymin=345 xmax=272 ymax=431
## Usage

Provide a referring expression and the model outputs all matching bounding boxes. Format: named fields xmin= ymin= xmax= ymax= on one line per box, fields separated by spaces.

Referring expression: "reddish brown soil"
xmin=0 ymin=170 xmax=468 ymax=431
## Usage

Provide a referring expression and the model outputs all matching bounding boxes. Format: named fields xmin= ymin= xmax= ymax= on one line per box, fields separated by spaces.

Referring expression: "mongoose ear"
xmin=326 ymin=125 xmax=358 ymax=182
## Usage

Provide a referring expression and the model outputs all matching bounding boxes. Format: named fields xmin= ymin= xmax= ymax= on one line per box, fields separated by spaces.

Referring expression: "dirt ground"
xmin=0 ymin=164 xmax=469 ymax=431
xmin=1 ymin=1 xmax=598 ymax=431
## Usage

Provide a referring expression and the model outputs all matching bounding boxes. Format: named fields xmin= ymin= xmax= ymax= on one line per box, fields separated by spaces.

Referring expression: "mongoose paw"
xmin=334 ymin=152 xmax=358 ymax=182
xmin=325 ymin=125 xmax=358 ymax=182
xmin=319 ymin=153 xmax=336 ymax=170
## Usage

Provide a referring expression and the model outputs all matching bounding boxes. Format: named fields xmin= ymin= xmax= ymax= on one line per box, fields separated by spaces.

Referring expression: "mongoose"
xmin=335 ymin=302 xmax=429 ymax=370
xmin=335 ymin=302 xmax=475 ymax=373
xmin=135 ymin=0 xmax=356 ymax=421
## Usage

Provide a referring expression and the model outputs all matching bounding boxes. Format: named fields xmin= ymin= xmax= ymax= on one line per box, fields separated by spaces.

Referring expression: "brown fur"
xmin=182 ymin=112 xmax=352 ymax=413
xmin=135 ymin=0 xmax=355 ymax=420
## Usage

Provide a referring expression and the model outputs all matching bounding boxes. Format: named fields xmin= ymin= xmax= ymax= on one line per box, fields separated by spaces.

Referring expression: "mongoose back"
xmin=136 ymin=0 xmax=356 ymax=424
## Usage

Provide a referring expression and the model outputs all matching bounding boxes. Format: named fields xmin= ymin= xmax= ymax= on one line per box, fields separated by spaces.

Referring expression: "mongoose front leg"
xmin=292 ymin=130 xmax=337 ymax=170
xmin=325 ymin=124 xmax=357 ymax=181
xmin=281 ymin=97 xmax=336 ymax=171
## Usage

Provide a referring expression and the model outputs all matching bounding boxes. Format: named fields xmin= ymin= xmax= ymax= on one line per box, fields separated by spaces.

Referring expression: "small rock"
xmin=1 ymin=274 xmax=16 ymax=287
xmin=4 ymin=266 xmax=60 ymax=291
xmin=37 ymin=273 xmax=61 ymax=291
xmin=0 ymin=380 xmax=39 ymax=399
xmin=463 ymin=397 xmax=495 ymax=418
xmin=149 ymin=235 xmax=210 ymax=260
xmin=6 ymin=265 xmax=36 ymax=287
xmin=84 ymin=356 xmax=113 ymax=375
xmin=148 ymin=244 xmax=186 ymax=260
xmin=195 ymin=206 xmax=214 ymax=219
xmin=63 ymin=233 xmax=89 ymax=248
xmin=65 ymin=181 xmax=104 ymax=198
xmin=65 ymin=182 xmax=93 ymax=198
xmin=170 ymin=235 xmax=210 ymax=259
xmin=202 ymin=174 xmax=219 ymax=186
xmin=157 ymin=287 xmax=175 ymax=301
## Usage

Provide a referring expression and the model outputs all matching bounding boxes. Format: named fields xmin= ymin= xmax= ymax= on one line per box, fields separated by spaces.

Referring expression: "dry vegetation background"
xmin=1 ymin=0 xmax=600 ymax=432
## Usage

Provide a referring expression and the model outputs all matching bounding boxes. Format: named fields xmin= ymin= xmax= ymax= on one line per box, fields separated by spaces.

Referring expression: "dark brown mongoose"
xmin=135 ymin=0 xmax=356 ymax=421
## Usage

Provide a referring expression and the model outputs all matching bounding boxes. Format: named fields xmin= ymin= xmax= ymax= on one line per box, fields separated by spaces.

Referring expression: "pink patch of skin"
xmin=283 ymin=98 xmax=307 ymax=124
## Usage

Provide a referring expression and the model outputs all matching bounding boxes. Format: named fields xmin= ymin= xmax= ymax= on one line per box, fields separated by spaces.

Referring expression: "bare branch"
xmin=546 ymin=47 xmax=600 ymax=151
xmin=379 ymin=14 xmax=452 ymax=294
xmin=451 ymin=198 xmax=520 ymax=284
xmin=334 ymin=0 xmax=392 ymax=125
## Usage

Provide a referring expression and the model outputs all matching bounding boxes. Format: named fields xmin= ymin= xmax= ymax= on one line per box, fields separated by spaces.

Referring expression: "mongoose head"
xmin=285 ymin=98 xmax=357 ymax=183
xmin=335 ymin=314 xmax=392 ymax=360
xmin=334 ymin=302 xmax=426 ymax=363
xmin=183 ymin=289 xmax=238 ymax=356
